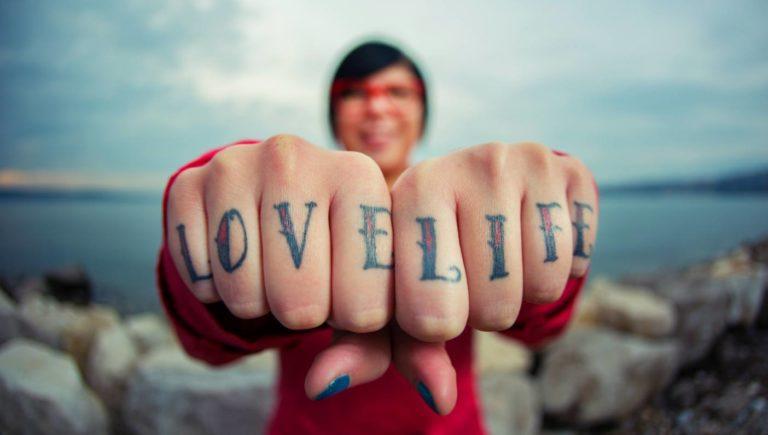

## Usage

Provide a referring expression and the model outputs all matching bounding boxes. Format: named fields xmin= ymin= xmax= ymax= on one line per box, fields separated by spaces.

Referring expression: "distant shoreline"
xmin=0 ymin=188 xmax=160 ymax=202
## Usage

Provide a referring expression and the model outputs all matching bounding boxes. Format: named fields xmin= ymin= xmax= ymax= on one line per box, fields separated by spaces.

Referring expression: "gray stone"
xmin=718 ymin=265 xmax=767 ymax=327
xmin=16 ymin=295 xmax=119 ymax=368
xmin=581 ymin=278 xmax=676 ymax=338
xmin=17 ymin=295 xmax=82 ymax=348
xmin=125 ymin=313 xmax=177 ymax=355
xmin=62 ymin=304 xmax=121 ymax=370
xmin=475 ymin=330 xmax=532 ymax=374
xmin=85 ymin=323 xmax=139 ymax=410
xmin=0 ymin=291 xmax=20 ymax=345
xmin=480 ymin=373 xmax=540 ymax=435
xmin=4 ymin=276 xmax=48 ymax=304
xmin=0 ymin=338 xmax=108 ymax=435
xmin=638 ymin=276 xmax=728 ymax=364
xmin=122 ymin=347 xmax=276 ymax=435
xmin=540 ymin=327 xmax=678 ymax=425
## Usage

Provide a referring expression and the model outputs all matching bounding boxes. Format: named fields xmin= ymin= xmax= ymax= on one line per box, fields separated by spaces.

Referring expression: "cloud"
xmin=0 ymin=0 xmax=766 ymax=184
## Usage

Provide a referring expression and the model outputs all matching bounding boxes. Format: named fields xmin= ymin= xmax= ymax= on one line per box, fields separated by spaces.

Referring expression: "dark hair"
xmin=328 ymin=40 xmax=428 ymax=139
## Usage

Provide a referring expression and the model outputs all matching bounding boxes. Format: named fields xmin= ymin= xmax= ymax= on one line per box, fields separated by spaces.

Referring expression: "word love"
xmin=176 ymin=200 xmax=594 ymax=284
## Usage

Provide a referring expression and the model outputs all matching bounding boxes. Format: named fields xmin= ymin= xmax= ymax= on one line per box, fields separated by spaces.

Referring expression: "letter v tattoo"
xmin=274 ymin=201 xmax=318 ymax=269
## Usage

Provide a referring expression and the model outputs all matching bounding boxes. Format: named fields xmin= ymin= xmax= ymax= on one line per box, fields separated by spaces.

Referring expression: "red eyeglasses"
xmin=331 ymin=79 xmax=424 ymax=107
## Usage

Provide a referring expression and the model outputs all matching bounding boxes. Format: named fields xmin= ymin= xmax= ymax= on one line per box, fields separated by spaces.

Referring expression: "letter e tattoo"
xmin=359 ymin=205 xmax=393 ymax=270
xmin=572 ymin=201 xmax=594 ymax=258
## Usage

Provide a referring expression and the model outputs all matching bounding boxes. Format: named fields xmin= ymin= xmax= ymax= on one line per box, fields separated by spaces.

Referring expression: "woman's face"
xmin=334 ymin=64 xmax=424 ymax=174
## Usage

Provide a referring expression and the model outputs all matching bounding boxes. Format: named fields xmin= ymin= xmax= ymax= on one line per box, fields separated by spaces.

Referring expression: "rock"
xmin=747 ymin=236 xmax=768 ymax=266
xmin=0 ymin=291 xmax=20 ymax=345
xmin=85 ymin=323 xmax=139 ymax=410
xmin=4 ymin=276 xmax=48 ymax=303
xmin=16 ymin=295 xmax=119 ymax=368
xmin=45 ymin=264 xmax=92 ymax=305
xmin=719 ymin=265 xmax=768 ymax=327
xmin=61 ymin=304 xmax=120 ymax=369
xmin=480 ymin=373 xmax=540 ymax=435
xmin=573 ymin=285 xmax=600 ymax=327
xmin=0 ymin=339 xmax=108 ymax=435
xmin=475 ymin=331 xmax=532 ymax=374
xmin=125 ymin=313 xmax=177 ymax=354
xmin=646 ymin=264 xmax=767 ymax=364
xmin=540 ymin=327 xmax=678 ymax=425
xmin=122 ymin=347 xmax=276 ymax=435
xmin=17 ymin=295 xmax=83 ymax=348
xmin=581 ymin=278 xmax=676 ymax=338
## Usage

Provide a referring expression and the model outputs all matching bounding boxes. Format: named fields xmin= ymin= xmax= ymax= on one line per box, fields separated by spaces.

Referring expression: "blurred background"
xmin=1 ymin=0 xmax=766 ymax=313
xmin=1 ymin=1 xmax=767 ymax=434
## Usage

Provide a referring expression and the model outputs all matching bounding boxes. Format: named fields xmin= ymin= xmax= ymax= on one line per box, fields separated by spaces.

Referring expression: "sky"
xmin=1 ymin=0 xmax=767 ymax=190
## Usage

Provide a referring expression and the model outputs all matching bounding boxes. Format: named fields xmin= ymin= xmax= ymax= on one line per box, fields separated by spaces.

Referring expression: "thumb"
xmin=305 ymin=328 xmax=391 ymax=400
xmin=392 ymin=323 xmax=457 ymax=415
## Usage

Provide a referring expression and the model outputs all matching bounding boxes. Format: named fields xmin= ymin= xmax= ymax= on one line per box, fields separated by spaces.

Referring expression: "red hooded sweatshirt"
xmin=156 ymin=140 xmax=587 ymax=435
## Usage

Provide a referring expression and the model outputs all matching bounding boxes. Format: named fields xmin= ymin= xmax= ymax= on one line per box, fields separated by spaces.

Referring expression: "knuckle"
xmin=261 ymin=134 xmax=309 ymax=181
xmin=168 ymin=167 xmax=204 ymax=205
xmin=189 ymin=282 xmax=219 ymax=304
xmin=469 ymin=295 xmax=520 ymax=331
xmin=334 ymin=308 xmax=388 ymax=333
xmin=402 ymin=313 xmax=465 ymax=343
xmin=515 ymin=141 xmax=555 ymax=174
xmin=570 ymin=261 xmax=590 ymax=278
xmin=561 ymin=154 xmax=593 ymax=184
xmin=225 ymin=299 xmax=269 ymax=319
xmin=524 ymin=279 xmax=566 ymax=304
xmin=277 ymin=304 xmax=327 ymax=330
xmin=340 ymin=151 xmax=382 ymax=177
xmin=459 ymin=141 xmax=512 ymax=190
xmin=391 ymin=159 xmax=438 ymax=199
xmin=207 ymin=146 xmax=248 ymax=180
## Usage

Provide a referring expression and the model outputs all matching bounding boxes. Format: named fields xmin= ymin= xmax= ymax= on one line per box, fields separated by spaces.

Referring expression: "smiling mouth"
xmin=361 ymin=130 xmax=394 ymax=151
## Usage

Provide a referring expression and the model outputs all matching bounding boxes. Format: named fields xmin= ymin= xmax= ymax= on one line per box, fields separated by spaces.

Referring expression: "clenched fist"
xmin=167 ymin=134 xmax=395 ymax=332
xmin=165 ymin=134 xmax=598 ymax=413
xmin=391 ymin=141 xmax=598 ymax=342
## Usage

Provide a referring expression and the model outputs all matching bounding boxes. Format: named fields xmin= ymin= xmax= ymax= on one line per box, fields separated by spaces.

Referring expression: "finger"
xmin=328 ymin=152 xmax=394 ymax=333
xmin=166 ymin=167 xmax=219 ymax=303
xmin=305 ymin=328 xmax=391 ymax=400
xmin=521 ymin=168 xmax=573 ymax=304
xmin=204 ymin=146 xmax=267 ymax=318
xmin=455 ymin=176 xmax=523 ymax=331
xmin=259 ymin=137 xmax=331 ymax=329
xmin=392 ymin=324 xmax=456 ymax=415
xmin=392 ymin=163 xmax=469 ymax=343
xmin=560 ymin=156 xmax=599 ymax=277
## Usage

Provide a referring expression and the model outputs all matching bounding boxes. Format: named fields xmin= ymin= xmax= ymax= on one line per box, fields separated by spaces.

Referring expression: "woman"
xmin=159 ymin=40 xmax=598 ymax=434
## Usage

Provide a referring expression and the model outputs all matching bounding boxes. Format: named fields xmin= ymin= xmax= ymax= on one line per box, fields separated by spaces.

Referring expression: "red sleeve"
xmin=155 ymin=139 xmax=326 ymax=366
xmin=497 ymin=275 xmax=586 ymax=347
xmin=497 ymin=149 xmax=598 ymax=347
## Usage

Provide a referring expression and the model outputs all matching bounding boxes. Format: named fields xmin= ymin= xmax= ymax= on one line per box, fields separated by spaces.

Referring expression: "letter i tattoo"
xmin=536 ymin=202 xmax=562 ymax=263
xmin=486 ymin=214 xmax=509 ymax=280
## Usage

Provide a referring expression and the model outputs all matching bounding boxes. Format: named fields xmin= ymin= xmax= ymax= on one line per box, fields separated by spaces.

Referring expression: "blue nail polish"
xmin=315 ymin=374 xmax=350 ymax=400
xmin=417 ymin=381 xmax=439 ymax=414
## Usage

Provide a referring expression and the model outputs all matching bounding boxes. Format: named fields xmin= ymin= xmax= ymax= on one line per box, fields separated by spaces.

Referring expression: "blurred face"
xmin=333 ymin=64 xmax=424 ymax=174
